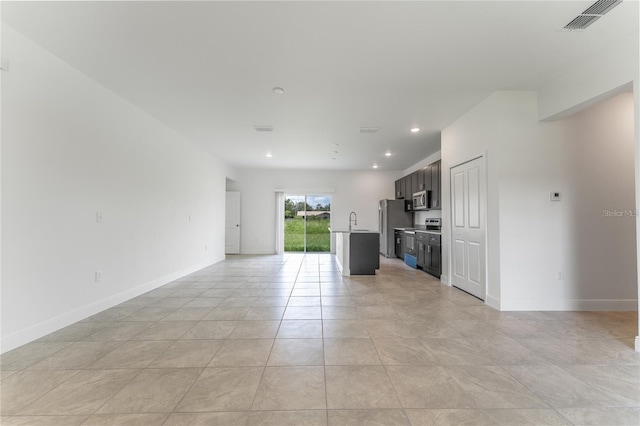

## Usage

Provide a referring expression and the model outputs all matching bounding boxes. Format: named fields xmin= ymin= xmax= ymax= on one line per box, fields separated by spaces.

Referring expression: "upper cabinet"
xmin=394 ymin=159 xmax=441 ymax=210
xmin=395 ymin=179 xmax=404 ymax=199
xmin=394 ymin=174 xmax=413 ymax=200
xmin=429 ymin=160 xmax=441 ymax=210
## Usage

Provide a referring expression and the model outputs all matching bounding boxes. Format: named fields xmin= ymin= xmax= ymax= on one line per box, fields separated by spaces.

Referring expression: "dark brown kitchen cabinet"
xmin=423 ymin=166 xmax=432 ymax=193
xmin=395 ymin=179 xmax=404 ymax=199
xmin=426 ymin=234 xmax=441 ymax=277
xmin=416 ymin=167 xmax=429 ymax=192
xmin=416 ymin=232 xmax=441 ymax=277
xmin=394 ymin=230 xmax=404 ymax=259
xmin=429 ymin=160 xmax=441 ymax=209
xmin=416 ymin=232 xmax=428 ymax=268
xmin=395 ymin=174 xmax=413 ymax=202
xmin=395 ymin=160 xmax=440 ymax=209
xmin=410 ymin=171 xmax=419 ymax=195
xmin=404 ymin=175 xmax=412 ymax=200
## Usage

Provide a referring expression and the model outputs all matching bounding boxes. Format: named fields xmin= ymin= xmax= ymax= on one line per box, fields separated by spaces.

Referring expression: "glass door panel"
xmin=284 ymin=194 xmax=331 ymax=252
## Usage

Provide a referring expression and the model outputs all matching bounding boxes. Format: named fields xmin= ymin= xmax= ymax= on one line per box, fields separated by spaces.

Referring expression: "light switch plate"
xmin=550 ymin=192 xmax=561 ymax=201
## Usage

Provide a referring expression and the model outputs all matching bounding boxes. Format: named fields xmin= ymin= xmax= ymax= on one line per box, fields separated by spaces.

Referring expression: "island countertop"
xmin=329 ymin=228 xmax=377 ymax=233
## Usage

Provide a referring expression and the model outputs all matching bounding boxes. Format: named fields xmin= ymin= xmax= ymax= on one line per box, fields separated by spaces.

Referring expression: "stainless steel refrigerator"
xmin=379 ymin=199 xmax=414 ymax=258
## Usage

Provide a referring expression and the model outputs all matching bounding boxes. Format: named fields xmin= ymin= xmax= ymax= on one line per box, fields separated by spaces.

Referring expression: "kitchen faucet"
xmin=349 ymin=211 xmax=358 ymax=232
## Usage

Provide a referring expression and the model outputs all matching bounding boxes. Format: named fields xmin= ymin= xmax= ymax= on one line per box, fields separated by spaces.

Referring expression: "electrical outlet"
xmin=95 ymin=270 xmax=103 ymax=282
xmin=550 ymin=192 xmax=561 ymax=201
xmin=557 ymin=271 xmax=564 ymax=280
xmin=205 ymin=244 xmax=208 ymax=251
xmin=96 ymin=212 xmax=103 ymax=223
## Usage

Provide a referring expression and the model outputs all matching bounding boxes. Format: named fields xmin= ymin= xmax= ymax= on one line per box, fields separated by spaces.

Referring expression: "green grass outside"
xmin=284 ymin=217 xmax=330 ymax=252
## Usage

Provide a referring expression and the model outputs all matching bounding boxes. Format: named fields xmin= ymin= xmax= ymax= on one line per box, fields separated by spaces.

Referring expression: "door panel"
xmin=468 ymin=166 xmax=481 ymax=229
xmin=450 ymin=157 xmax=486 ymax=300
xmin=453 ymin=239 xmax=465 ymax=278
xmin=284 ymin=194 xmax=331 ymax=252
xmin=468 ymin=241 xmax=481 ymax=284
xmin=453 ymin=172 xmax=465 ymax=228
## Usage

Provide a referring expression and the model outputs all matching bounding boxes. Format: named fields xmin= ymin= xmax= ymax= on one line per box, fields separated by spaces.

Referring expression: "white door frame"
xmin=448 ymin=153 xmax=490 ymax=304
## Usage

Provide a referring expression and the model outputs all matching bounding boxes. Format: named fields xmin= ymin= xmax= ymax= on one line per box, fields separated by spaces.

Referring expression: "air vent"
xmin=253 ymin=125 xmax=274 ymax=132
xmin=564 ymin=0 xmax=622 ymax=30
xmin=583 ymin=0 xmax=622 ymax=15
xmin=359 ymin=127 xmax=379 ymax=133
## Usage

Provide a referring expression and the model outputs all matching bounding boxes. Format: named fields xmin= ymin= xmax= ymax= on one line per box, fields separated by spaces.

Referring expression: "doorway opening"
xmin=284 ymin=194 xmax=331 ymax=252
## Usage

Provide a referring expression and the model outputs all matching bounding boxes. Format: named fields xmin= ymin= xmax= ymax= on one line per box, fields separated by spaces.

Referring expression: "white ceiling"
xmin=2 ymin=1 xmax=638 ymax=171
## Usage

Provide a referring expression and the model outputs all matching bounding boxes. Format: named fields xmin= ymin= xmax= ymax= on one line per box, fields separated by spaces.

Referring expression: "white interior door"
xmin=225 ymin=191 xmax=241 ymax=254
xmin=450 ymin=157 xmax=486 ymax=300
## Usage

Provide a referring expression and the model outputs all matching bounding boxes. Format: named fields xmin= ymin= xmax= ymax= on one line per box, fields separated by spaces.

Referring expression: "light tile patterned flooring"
xmin=1 ymin=254 xmax=639 ymax=425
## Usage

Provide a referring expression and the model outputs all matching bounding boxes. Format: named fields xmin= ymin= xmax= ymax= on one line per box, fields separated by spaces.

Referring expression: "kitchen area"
xmin=334 ymin=158 xmax=442 ymax=279
xmin=383 ymin=159 xmax=442 ymax=278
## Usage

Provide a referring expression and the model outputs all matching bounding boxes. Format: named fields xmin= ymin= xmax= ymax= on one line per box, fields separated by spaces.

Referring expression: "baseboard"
xmin=440 ymin=274 xmax=450 ymax=285
xmin=0 ymin=258 xmax=220 ymax=354
xmin=485 ymin=294 xmax=501 ymax=310
xmin=239 ymin=249 xmax=277 ymax=255
xmin=500 ymin=298 xmax=638 ymax=312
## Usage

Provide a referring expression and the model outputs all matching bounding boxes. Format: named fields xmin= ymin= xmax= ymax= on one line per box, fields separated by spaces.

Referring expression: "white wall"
xmin=442 ymin=91 xmax=636 ymax=311
xmin=1 ymin=26 xmax=228 ymax=352
xmin=228 ymin=169 xmax=400 ymax=254
xmin=537 ymin=33 xmax=637 ymax=121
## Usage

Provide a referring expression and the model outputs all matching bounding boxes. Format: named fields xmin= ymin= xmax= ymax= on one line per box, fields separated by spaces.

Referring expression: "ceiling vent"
xmin=253 ymin=125 xmax=274 ymax=132
xmin=564 ymin=0 xmax=622 ymax=30
xmin=359 ymin=127 xmax=379 ymax=133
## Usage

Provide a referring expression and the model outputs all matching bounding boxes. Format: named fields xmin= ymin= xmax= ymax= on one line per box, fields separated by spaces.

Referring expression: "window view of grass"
xmin=285 ymin=217 xmax=331 ymax=252
xmin=284 ymin=195 xmax=331 ymax=252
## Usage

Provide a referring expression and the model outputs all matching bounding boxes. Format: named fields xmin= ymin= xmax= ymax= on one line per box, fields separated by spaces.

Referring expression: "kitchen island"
xmin=331 ymin=230 xmax=380 ymax=276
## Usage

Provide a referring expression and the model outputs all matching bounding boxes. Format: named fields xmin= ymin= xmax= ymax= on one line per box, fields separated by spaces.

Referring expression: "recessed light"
xmin=272 ymin=87 xmax=284 ymax=94
xmin=266 ymin=152 xmax=273 ymax=158
xmin=385 ymin=152 xmax=392 ymax=157
xmin=410 ymin=127 xmax=420 ymax=133
xmin=373 ymin=164 xmax=379 ymax=169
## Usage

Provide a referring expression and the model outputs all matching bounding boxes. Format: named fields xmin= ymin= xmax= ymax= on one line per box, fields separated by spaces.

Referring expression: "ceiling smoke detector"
xmin=564 ymin=0 xmax=622 ymax=31
xmin=253 ymin=125 xmax=274 ymax=132
xmin=359 ymin=127 xmax=379 ymax=133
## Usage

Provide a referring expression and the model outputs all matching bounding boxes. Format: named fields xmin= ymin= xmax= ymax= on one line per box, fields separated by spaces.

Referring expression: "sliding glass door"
xmin=284 ymin=194 xmax=331 ymax=252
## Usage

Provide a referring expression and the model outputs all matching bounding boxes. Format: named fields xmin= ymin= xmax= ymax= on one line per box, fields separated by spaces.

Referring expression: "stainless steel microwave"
xmin=412 ymin=190 xmax=429 ymax=210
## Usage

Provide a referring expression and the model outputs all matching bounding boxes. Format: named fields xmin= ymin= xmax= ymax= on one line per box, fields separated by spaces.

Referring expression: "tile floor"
xmin=1 ymin=254 xmax=639 ymax=425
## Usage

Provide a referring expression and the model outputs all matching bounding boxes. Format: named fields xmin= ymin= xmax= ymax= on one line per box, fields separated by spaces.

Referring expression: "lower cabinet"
xmin=426 ymin=234 xmax=441 ymax=277
xmin=416 ymin=233 xmax=428 ymax=268
xmin=416 ymin=232 xmax=441 ymax=277
xmin=394 ymin=230 xmax=404 ymax=259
